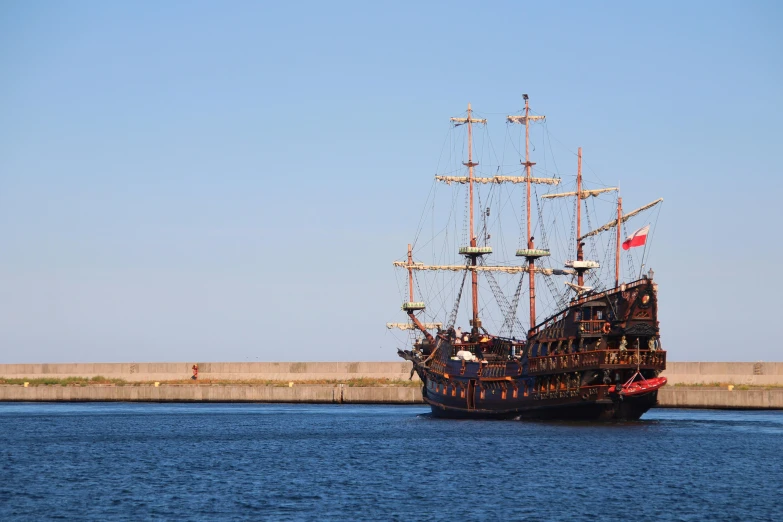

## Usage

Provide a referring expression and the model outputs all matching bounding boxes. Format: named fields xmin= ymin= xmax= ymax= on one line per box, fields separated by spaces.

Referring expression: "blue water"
xmin=1 ymin=403 xmax=781 ymax=521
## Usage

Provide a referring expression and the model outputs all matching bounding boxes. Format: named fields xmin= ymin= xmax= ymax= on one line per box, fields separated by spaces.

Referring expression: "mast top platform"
xmin=565 ymin=260 xmax=600 ymax=269
xmin=516 ymin=248 xmax=550 ymax=259
xmin=460 ymin=246 xmax=493 ymax=256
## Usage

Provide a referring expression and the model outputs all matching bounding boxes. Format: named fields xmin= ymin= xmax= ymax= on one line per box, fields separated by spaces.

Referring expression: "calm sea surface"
xmin=1 ymin=403 xmax=781 ymax=521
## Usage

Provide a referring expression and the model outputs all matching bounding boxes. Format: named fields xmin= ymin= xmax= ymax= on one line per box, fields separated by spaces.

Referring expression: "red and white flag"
xmin=622 ymin=225 xmax=650 ymax=250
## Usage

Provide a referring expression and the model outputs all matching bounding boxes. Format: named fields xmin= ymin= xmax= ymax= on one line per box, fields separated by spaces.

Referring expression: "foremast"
xmin=451 ymin=104 xmax=489 ymax=335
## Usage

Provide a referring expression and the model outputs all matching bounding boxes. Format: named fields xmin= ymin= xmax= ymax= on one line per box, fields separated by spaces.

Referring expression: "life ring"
xmin=602 ymin=322 xmax=611 ymax=334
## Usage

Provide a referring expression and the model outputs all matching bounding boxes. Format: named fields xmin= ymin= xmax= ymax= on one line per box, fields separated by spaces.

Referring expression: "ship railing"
xmin=478 ymin=362 xmax=509 ymax=378
xmin=449 ymin=342 xmax=520 ymax=359
xmin=601 ymin=350 xmax=666 ymax=369
xmin=578 ymin=320 xmax=605 ymax=334
xmin=528 ymin=350 xmax=666 ymax=375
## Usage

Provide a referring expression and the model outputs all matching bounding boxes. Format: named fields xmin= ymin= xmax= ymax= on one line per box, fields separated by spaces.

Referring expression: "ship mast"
xmin=578 ymin=195 xmax=664 ymax=290
xmin=541 ymin=150 xmax=618 ymax=297
xmin=508 ymin=94 xmax=548 ymax=333
xmin=467 ymin=104 xmax=479 ymax=332
xmin=524 ymin=96 xmax=536 ymax=329
xmin=393 ymin=99 xmax=562 ymax=338
xmin=407 ymin=243 xmax=415 ymax=302
xmin=615 ymin=197 xmax=622 ymax=288
xmin=396 ymin=243 xmax=435 ymax=342
xmin=576 ymin=147 xmax=583 ymax=287
xmin=448 ymin=103 xmax=489 ymax=334
xmin=387 ymin=244 xmax=443 ymax=334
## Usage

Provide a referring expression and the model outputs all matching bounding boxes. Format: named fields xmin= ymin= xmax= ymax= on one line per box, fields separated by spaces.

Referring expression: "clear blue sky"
xmin=1 ymin=1 xmax=781 ymax=363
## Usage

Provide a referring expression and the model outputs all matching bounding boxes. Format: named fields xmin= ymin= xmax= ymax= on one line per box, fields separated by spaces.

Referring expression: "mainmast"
xmin=451 ymin=103 xmax=488 ymax=335
xmin=468 ymin=104 xmax=478 ymax=332
xmin=508 ymin=94 xmax=549 ymax=333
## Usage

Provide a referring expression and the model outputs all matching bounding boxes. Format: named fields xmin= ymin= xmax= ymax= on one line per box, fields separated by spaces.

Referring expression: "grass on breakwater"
xmin=0 ymin=376 xmax=421 ymax=388
xmin=1 ymin=376 xmax=128 ymax=386
xmin=672 ymin=382 xmax=783 ymax=390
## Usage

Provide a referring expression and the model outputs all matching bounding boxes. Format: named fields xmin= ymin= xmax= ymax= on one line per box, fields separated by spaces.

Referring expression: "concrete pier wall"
xmin=0 ymin=362 xmax=419 ymax=383
xmin=1 ymin=384 xmax=781 ymax=409
xmin=0 ymin=384 xmax=423 ymax=404
xmin=660 ymin=362 xmax=783 ymax=386
xmin=656 ymin=387 xmax=783 ymax=409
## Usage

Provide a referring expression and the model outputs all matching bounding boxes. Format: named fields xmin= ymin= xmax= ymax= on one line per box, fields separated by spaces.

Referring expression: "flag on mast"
xmin=622 ymin=225 xmax=650 ymax=250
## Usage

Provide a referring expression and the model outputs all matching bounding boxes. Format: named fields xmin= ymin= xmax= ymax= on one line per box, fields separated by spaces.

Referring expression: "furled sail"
xmin=386 ymin=322 xmax=442 ymax=330
xmin=578 ymin=198 xmax=663 ymax=240
xmin=392 ymin=262 xmax=575 ymax=275
xmin=506 ymin=115 xmax=546 ymax=124
xmin=436 ymin=175 xmax=560 ymax=186
xmin=565 ymin=281 xmax=593 ymax=295
xmin=450 ymin=116 xmax=487 ymax=125
xmin=541 ymin=187 xmax=617 ymax=200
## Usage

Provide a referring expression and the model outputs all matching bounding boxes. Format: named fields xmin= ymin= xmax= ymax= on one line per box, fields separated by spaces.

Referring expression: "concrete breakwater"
xmin=659 ymin=387 xmax=783 ymax=409
xmin=1 ymin=384 xmax=782 ymax=409
xmin=0 ymin=384 xmax=423 ymax=404
xmin=0 ymin=362 xmax=417 ymax=383
xmin=2 ymin=361 xmax=783 ymax=386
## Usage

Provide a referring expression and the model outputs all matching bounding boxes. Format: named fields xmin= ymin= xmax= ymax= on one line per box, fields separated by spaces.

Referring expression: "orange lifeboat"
xmin=608 ymin=376 xmax=667 ymax=396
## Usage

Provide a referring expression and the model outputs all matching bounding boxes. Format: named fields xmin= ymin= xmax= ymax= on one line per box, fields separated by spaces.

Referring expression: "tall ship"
xmin=389 ymin=95 xmax=665 ymax=420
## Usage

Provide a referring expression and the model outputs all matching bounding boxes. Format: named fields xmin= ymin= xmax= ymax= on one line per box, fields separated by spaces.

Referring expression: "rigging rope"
xmin=583 ymin=201 xmax=601 ymax=269
xmin=640 ymin=202 xmax=663 ymax=277
xmin=481 ymin=260 xmax=526 ymax=336
xmin=623 ymin=220 xmax=637 ymax=277
xmin=447 ymin=266 xmax=469 ymax=329
xmin=506 ymin=272 xmax=527 ymax=337
xmin=535 ymin=189 xmax=569 ymax=310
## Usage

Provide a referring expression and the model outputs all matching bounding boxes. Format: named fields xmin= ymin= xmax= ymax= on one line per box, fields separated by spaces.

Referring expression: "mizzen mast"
xmin=541 ymin=149 xmax=618 ymax=295
xmin=616 ymin=196 xmax=622 ymax=288
xmin=574 ymin=147 xmax=588 ymax=289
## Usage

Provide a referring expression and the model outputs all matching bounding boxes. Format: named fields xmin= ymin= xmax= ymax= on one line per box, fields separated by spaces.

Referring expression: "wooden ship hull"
xmin=401 ymin=279 xmax=665 ymax=420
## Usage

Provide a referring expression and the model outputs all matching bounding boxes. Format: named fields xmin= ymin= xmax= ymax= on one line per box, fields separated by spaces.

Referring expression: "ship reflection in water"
xmin=1 ymin=403 xmax=782 ymax=520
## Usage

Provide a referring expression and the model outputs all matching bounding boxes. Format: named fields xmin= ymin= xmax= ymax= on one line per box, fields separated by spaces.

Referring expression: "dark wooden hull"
xmin=425 ymin=389 xmax=658 ymax=421
xmin=416 ymin=349 xmax=664 ymax=421
xmin=400 ymin=278 xmax=665 ymax=421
